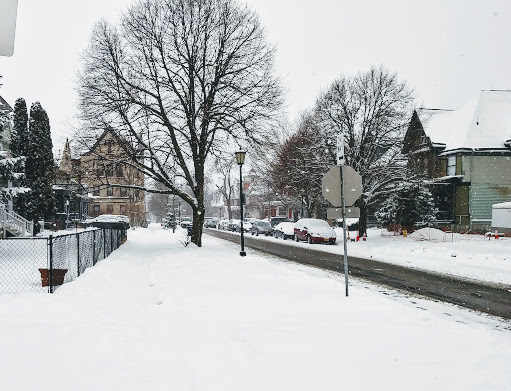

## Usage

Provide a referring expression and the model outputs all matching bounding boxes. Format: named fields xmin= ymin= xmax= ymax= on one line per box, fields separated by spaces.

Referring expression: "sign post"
xmin=322 ymin=136 xmax=363 ymax=297
xmin=339 ymin=153 xmax=349 ymax=296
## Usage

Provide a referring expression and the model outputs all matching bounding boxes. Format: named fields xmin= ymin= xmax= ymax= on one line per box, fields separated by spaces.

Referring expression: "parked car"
xmin=180 ymin=217 xmax=192 ymax=228
xmin=218 ymin=219 xmax=231 ymax=230
xmin=294 ymin=218 xmax=336 ymax=244
xmin=273 ymin=221 xmax=295 ymax=240
xmin=84 ymin=214 xmax=130 ymax=230
xmin=204 ymin=218 xmax=217 ymax=228
xmin=228 ymin=219 xmax=240 ymax=231
xmin=270 ymin=216 xmax=292 ymax=228
xmin=235 ymin=220 xmax=252 ymax=233
xmin=251 ymin=220 xmax=272 ymax=236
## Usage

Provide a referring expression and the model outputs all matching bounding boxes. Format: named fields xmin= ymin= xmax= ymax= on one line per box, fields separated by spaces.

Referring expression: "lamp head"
xmin=235 ymin=151 xmax=246 ymax=165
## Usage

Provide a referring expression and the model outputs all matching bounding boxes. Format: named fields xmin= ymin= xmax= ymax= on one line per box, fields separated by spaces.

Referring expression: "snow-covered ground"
xmin=221 ymin=227 xmax=511 ymax=286
xmin=0 ymin=224 xmax=510 ymax=390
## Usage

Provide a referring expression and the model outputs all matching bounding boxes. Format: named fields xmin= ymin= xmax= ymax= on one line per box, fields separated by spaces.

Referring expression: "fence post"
xmin=77 ymin=233 xmax=81 ymax=277
xmin=93 ymin=230 xmax=96 ymax=265
xmin=48 ymin=235 xmax=53 ymax=294
xmin=103 ymin=229 xmax=106 ymax=259
xmin=110 ymin=229 xmax=113 ymax=254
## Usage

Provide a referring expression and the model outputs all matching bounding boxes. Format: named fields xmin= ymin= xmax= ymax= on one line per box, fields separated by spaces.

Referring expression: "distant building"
xmin=403 ymin=90 xmax=511 ymax=231
xmin=59 ymin=129 xmax=147 ymax=226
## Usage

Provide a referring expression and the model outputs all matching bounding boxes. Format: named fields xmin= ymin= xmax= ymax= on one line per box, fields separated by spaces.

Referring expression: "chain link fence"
xmin=0 ymin=228 xmax=127 ymax=294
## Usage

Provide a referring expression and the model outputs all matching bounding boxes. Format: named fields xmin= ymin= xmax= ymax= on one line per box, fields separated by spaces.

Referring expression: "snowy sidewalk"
xmin=0 ymin=224 xmax=510 ymax=390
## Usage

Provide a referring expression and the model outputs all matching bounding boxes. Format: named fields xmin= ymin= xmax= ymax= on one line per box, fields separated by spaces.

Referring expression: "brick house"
xmin=59 ymin=129 xmax=147 ymax=226
xmin=403 ymin=90 xmax=511 ymax=231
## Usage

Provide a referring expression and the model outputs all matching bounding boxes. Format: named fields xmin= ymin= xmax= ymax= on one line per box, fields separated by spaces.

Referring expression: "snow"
xmin=418 ymin=90 xmax=511 ymax=150
xmin=0 ymin=224 xmax=510 ymax=390
xmin=493 ymin=201 xmax=511 ymax=209
xmin=220 ymin=226 xmax=511 ymax=286
xmin=408 ymin=227 xmax=447 ymax=242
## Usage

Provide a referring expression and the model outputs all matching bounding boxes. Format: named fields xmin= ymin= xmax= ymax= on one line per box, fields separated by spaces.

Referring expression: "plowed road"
xmin=205 ymin=229 xmax=511 ymax=319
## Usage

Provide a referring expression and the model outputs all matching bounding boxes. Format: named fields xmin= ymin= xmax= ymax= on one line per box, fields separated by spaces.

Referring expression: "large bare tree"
xmin=77 ymin=0 xmax=282 ymax=246
xmin=314 ymin=66 xmax=414 ymax=234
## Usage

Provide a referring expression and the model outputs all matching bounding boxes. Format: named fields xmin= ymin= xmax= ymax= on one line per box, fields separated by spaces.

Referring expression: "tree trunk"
xmin=358 ymin=199 xmax=367 ymax=236
xmin=191 ymin=206 xmax=205 ymax=247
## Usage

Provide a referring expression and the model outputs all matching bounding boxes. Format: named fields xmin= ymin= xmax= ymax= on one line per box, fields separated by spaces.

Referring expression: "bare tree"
xmin=76 ymin=0 xmax=282 ymax=246
xmin=314 ymin=66 xmax=414 ymax=234
xmin=214 ymin=155 xmax=236 ymax=220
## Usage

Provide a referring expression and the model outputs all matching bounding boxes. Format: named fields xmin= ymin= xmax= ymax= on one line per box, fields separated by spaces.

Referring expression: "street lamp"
xmin=235 ymin=151 xmax=246 ymax=257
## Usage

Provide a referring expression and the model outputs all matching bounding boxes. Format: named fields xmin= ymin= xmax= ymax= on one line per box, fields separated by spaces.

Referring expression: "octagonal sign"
xmin=322 ymin=165 xmax=363 ymax=207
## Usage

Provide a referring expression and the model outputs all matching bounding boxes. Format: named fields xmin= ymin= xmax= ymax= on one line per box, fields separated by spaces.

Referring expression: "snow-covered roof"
xmin=417 ymin=90 xmax=511 ymax=151
xmin=492 ymin=201 xmax=511 ymax=209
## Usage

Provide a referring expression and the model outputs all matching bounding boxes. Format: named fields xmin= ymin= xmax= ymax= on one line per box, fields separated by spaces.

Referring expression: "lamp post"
xmin=235 ymin=151 xmax=246 ymax=257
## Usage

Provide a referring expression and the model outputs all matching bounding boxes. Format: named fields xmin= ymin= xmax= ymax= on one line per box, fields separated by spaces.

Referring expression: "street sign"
xmin=336 ymin=134 xmax=344 ymax=166
xmin=327 ymin=207 xmax=360 ymax=220
xmin=322 ymin=165 xmax=363 ymax=207
xmin=0 ymin=0 xmax=18 ymax=57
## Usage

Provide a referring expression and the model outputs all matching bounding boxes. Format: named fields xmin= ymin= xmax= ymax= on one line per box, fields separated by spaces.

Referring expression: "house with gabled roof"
xmin=403 ymin=90 xmax=511 ymax=232
xmin=59 ymin=129 xmax=147 ymax=226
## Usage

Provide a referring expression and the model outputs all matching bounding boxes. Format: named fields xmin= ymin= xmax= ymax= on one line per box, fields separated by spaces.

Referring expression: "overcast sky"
xmin=1 ymin=0 xmax=511 ymax=154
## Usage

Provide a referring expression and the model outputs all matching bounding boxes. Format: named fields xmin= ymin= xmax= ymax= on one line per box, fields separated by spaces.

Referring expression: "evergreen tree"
xmin=375 ymin=173 xmax=437 ymax=228
xmin=25 ymin=102 xmax=55 ymax=232
xmin=11 ymin=98 xmax=29 ymax=158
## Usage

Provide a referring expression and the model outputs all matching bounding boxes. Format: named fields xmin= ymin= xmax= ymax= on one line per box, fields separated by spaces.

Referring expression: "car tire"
xmin=283 ymin=235 xmax=286 ymax=240
xmin=256 ymin=231 xmax=259 ymax=236
xmin=251 ymin=231 xmax=254 ymax=235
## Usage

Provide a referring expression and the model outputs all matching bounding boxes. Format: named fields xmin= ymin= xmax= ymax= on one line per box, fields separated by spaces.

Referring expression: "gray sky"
xmin=1 ymin=0 xmax=511 ymax=153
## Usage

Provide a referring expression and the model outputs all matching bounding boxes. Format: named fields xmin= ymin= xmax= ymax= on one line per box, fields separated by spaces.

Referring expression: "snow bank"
xmin=408 ymin=227 xmax=446 ymax=242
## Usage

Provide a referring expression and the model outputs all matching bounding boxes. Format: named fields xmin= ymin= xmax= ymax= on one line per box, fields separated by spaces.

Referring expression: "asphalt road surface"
xmin=205 ymin=228 xmax=511 ymax=319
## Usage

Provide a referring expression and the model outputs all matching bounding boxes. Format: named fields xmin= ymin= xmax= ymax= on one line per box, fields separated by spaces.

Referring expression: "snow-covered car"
xmin=228 ymin=219 xmax=240 ymax=231
xmin=84 ymin=214 xmax=130 ymax=229
xmin=235 ymin=220 xmax=252 ymax=233
xmin=218 ymin=219 xmax=231 ymax=230
xmin=273 ymin=221 xmax=295 ymax=240
xmin=270 ymin=216 xmax=292 ymax=229
xmin=180 ymin=217 xmax=192 ymax=227
xmin=294 ymin=218 xmax=336 ymax=244
xmin=250 ymin=220 xmax=272 ymax=236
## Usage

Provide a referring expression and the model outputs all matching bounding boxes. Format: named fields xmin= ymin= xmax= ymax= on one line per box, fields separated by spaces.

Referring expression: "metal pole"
xmin=337 ymin=133 xmax=349 ymax=296
xmin=92 ymin=229 xmax=96 ymax=265
xmin=103 ymin=229 xmax=106 ymax=259
xmin=48 ymin=235 xmax=53 ymax=294
xmin=340 ymin=165 xmax=349 ymax=296
xmin=239 ymin=164 xmax=246 ymax=256
xmin=77 ymin=233 xmax=81 ymax=277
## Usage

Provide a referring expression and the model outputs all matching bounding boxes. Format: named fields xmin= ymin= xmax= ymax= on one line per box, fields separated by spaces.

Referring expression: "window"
xmin=120 ymin=205 xmax=127 ymax=215
xmin=105 ymin=165 xmax=113 ymax=177
xmin=120 ymin=188 xmax=128 ymax=197
xmin=107 ymin=205 xmax=114 ymax=214
xmin=134 ymin=189 xmax=140 ymax=198
xmin=116 ymin=165 xmax=123 ymax=177
xmin=93 ymin=187 xmax=100 ymax=196
xmin=107 ymin=186 xmax=113 ymax=197
xmin=93 ymin=204 xmax=100 ymax=215
xmin=447 ymin=156 xmax=456 ymax=176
